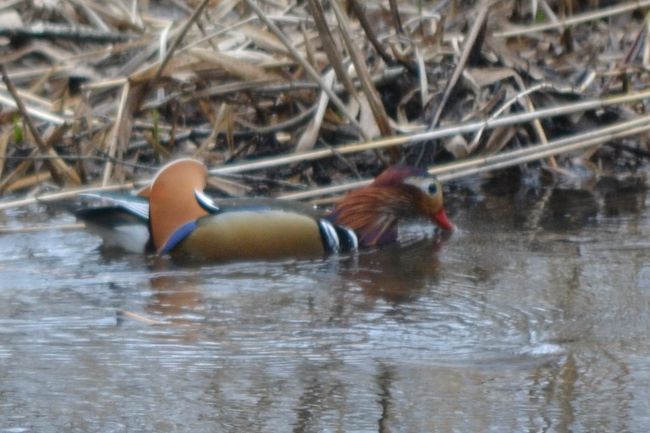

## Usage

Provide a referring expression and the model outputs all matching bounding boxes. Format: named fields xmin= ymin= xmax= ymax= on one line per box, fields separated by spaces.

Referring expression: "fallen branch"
xmin=0 ymin=24 xmax=136 ymax=44
xmin=280 ymin=115 xmax=650 ymax=200
xmin=0 ymin=91 xmax=67 ymax=125
xmin=0 ymin=222 xmax=83 ymax=234
xmin=0 ymin=183 xmax=136 ymax=211
xmin=494 ymin=0 xmax=650 ymax=38
xmin=207 ymin=88 xmax=650 ymax=175
xmin=1 ymin=90 xmax=649 ymax=210
xmin=0 ymin=65 xmax=81 ymax=185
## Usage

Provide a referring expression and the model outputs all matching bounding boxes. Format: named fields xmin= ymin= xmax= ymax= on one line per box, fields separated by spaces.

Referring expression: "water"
xmin=1 ymin=177 xmax=650 ymax=432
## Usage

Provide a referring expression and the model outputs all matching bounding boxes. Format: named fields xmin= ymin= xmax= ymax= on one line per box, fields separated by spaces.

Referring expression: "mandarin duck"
xmin=75 ymin=159 xmax=454 ymax=261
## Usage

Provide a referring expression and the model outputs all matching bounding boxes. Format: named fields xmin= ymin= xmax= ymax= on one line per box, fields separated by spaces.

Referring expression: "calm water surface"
xmin=1 ymin=178 xmax=650 ymax=432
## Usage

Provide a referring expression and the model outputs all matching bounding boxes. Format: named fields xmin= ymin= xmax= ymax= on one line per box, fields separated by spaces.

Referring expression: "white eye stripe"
xmin=404 ymin=176 xmax=439 ymax=195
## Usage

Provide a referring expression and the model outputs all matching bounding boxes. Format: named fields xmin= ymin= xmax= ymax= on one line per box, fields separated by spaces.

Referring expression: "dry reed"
xmin=0 ymin=0 xmax=648 ymax=210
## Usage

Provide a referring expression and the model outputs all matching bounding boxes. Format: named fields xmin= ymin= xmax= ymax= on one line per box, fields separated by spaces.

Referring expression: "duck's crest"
xmin=371 ymin=165 xmax=428 ymax=186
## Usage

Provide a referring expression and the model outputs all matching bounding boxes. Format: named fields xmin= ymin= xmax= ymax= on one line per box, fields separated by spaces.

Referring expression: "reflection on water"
xmin=1 ymin=177 xmax=650 ymax=432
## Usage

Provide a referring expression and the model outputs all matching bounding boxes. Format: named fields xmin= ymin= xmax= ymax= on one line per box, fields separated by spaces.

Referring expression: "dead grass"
xmin=1 ymin=0 xmax=649 ymax=206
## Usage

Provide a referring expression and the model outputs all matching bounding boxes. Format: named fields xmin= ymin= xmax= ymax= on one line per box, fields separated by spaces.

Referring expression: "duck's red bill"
xmin=432 ymin=208 xmax=454 ymax=231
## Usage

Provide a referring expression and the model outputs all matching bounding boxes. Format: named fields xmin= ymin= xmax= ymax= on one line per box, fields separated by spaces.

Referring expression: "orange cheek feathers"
xmin=419 ymin=194 xmax=454 ymax=231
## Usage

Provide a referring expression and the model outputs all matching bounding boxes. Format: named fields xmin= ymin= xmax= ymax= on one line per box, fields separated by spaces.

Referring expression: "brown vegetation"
xmin=0 ymin=0 xmax=649 ymax=209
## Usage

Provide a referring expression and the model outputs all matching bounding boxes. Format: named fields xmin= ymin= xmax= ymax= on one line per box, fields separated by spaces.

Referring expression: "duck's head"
xmin=330 ymin=165 xmax=454 ymax=247
xmin=148 ymin=158 xmax=209 ymax=253
xmin=372 ymin=165 xmax=454 ymax=231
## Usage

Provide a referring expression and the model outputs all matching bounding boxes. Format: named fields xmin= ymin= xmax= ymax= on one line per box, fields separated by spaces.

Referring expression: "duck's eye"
xmin=428 ymin=183 xmax=438 ymax=195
